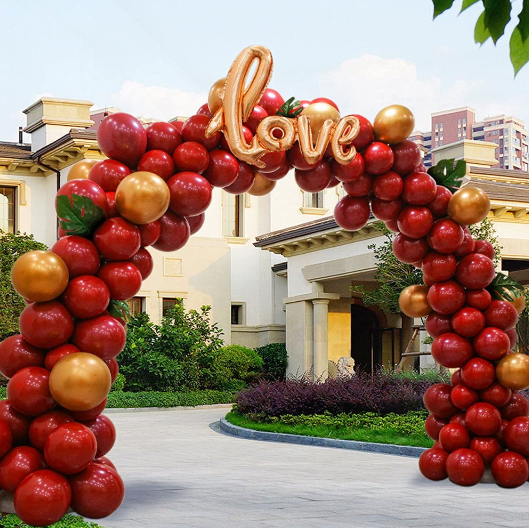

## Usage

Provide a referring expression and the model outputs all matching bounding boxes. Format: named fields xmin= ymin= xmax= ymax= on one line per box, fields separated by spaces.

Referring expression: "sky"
xmin=0 ymin=0 xmax=528 ymax=143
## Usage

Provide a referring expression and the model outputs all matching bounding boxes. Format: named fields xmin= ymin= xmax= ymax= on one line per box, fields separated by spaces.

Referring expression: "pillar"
xmin=313 ymin=299 xmax=330 ymax=381
xmin=285 ymin=300 xmax=313 ymax=377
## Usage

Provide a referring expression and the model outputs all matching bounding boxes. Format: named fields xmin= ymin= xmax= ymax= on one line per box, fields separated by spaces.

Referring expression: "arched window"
xmin=0 ymin=186 xmax=15 ymax=233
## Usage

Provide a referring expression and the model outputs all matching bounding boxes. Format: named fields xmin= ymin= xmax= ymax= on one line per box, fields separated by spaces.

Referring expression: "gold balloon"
xmin=11 ymin=250 xmax=69 ymax=302
xmin=248 ymin=172 xmax=276 ymax=196
xmin=398 ymin=285 xmax=432 ymax=318
xmin=511 ymin=295 xmax=526 ymax=315
xmin=447 ymin=187 xmax=491 ymax=226
xmin=496 ymin=353 xmax=529 ymax=391
xmin=208 ymin=77 xmax=226 ymax=115
xmin=115 ymin=171 xmax=170 ymax=224
xmin=373 ymin=104 xmax=415 ymax=144
xmin=49 ymin=352 xmax=111 ymax=411
xmin=301 ymin=103 xmax=341 ymax=139
xmin=67 ymin=159 xmax=99 ymax=181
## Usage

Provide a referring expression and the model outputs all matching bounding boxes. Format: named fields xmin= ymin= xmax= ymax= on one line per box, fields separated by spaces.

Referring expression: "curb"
xmin=219 ymin=418 xmax=427 ymax=458
xmin=104 ymin=404 xmax=233 ymax=414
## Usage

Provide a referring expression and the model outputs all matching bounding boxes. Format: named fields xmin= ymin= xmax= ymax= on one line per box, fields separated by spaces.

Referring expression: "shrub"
xmin=110 ymin=373 xmax=126 ymax=392
xmin=106 ymin=390 xmax=235 ymax=408
xmin=255 ymin=343 xmax=288 ymax=380
xmin=0 ymin=513 xmax=105 ymax=527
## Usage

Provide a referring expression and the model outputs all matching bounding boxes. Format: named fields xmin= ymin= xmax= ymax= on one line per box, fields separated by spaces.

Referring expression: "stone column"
xmin=313 ymin=299 xmax=330 ymax=381
xmin=285 ymin=300 xmax=314 ymax=378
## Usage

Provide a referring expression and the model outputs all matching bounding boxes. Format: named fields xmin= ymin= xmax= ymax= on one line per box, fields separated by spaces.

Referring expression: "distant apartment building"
xmin=410 ymin=107 xmax=529 ymax=171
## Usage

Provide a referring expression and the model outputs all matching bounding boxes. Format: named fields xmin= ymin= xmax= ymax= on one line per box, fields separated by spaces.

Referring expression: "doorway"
xmin=350 ymin=304 xmax=381 ymax=374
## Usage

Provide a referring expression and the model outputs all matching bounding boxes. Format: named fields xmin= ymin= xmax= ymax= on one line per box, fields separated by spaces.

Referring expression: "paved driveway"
xmin=105 ymin=407 xmax=528 ymax=528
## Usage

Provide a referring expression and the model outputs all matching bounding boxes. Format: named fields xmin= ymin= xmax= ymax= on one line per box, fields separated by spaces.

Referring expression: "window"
xmin=127 ymin=297 xmax=144 ymax=316
xmin=458 ymin=118 xmax=461 ymax=127
xmin=303 ymin=192 xmax=324 ymax=208
xmin=435 ymin=123 xmax=438 ymax=131
xmin=162 ymin=297 xmax=182 ymax=317
xmin=0 ymin=186 xmax=15 ymax=233
xmin=463 ymin=118 xmax=467 ymax=126
xmin=222 ymin=192 xmax=244 ymax=237
xmin=231 ymin=304 xmax=244 ymax=325
xmin=493 ymin=130 xmax=498 ymax=135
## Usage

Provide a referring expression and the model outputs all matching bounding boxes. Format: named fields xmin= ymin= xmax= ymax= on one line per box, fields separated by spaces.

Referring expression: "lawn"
xmin=0 ymin=514 xmax=105 ymax=528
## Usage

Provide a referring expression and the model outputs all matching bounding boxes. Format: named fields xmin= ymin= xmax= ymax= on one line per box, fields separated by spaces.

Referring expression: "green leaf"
xmin=56 ymin=194 xmax=106 ymax=237
xmin=510 ymin=25 xmax=529 ymax=75
xmin=427 ymin=158 xmax=466 ymax=192
xmin=518 ymin=0 xmax=529 ymax=41
xmin=276 ymin=96 xmax=303 ymax=118
xmin=460 ymin=0 xmax=480 ymax=13
xmin=475 ymin=10 xmax=491 ymax=44
xmin=488 ymin=272 xmax=525 ymax=301
xmin=432 ymin=0 xmax=455 ymax=18
xmin=109 ymin=300 xmax=131 ymax=322
xmin=483 ymin=0 xmax=512 ymax=44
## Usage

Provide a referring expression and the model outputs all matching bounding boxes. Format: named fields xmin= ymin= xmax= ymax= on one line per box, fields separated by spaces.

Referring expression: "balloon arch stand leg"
xmin=2 ymin=45 xmax=529 ymax=526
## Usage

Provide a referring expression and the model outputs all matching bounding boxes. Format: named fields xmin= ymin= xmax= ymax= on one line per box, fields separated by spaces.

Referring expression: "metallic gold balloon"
xmin=447 ymin=187 xmax=490 ymax=226
xmin=301 ymin=103 xmax=340 ymax=139
xmin=207 ymin=77 xmax=226 ymax=115
xmin=115 ymin=171 xmax=170 ymax=224
xmin=496 ymin=353 xmax=529 ymax=391
xmin=49 ymin=352 xmax=111 ymax=412
xmin=373 ymin=104 xmax=415 ymax=144
xmin=248 ymin=172 xmax=276 ymax=196
xmin=511 ymin=295 xmax=526 ymax=315
xmin=398 ymin=285 xmax=432 ymax=318
xmin=67 ymin=159 xmax=99 ymax=181
xmin=11 ymin=250 xmax=69 ymax=302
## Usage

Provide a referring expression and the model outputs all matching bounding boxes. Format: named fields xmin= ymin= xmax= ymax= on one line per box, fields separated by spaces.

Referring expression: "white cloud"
xmin=318 ymin=55 xmax=472 ymax=131
xmin=109 ymin=81 xmax=207 ymax=122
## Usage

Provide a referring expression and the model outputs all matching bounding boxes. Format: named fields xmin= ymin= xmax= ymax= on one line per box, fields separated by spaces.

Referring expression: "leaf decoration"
xmin=483 ymin=0 xmax=512 ymax=44
xmin=432 ymin=0 xmax=455 ymax=18
xmin=108 ymin=300 xmax=131 ymax=323
xmin=56 ymin=194 xmax=106 ymax=237
xmin=510 ymin=0 xmax=529 ymax=76
xmin=474 ymin=10 xmax=491 ymax=44
xmin=427 ymin=158 xmax=466 ymax=193
xmin=460 ymin=0 xmax=480 ymax=13
xmin=488 ymin=272 xmax=525 ymax=302
xmin=276 ymin=97 xmax=303 ymax=118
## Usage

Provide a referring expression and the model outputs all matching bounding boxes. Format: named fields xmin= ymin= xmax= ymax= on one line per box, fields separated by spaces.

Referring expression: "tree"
xmin=0 ymin=231 xmax=47 ymax=341
xmin=432 ymin=0 xmax=529 ymax=75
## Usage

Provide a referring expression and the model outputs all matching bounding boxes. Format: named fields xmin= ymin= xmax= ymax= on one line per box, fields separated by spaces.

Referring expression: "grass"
xmin=0 ymin=513 xmax=105 ymax=528
xmin=225 ymin=410 xmax=434 ymax=448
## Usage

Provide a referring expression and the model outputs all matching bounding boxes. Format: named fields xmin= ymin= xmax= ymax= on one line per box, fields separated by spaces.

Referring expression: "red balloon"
xmin=173 ymin=141 xmax=210 ymax=174
xmin=425 ymin=313 xmax=452 ymax=338
xmin=363 ymin=142 xmax=394 ymax=175
xmin=450 ymin=307 xmax=485 ymax=338
xmin=425 ymin=414 xmax=449 ymax=440
xmin=371 ymin=197 xmax=403 ymax=221
xmin=330 ymin=154 xmax=365 ymax=182
xmin=172 ymin=121 xmax=184 ymax=134
xmin=261 ymin=157 xmax=291 ymax=181
xmin=105 ymin=358 xmax=119 ymax=384
xmin=485 ymin=300 xmax=518 ymax=331
xmin=224 ymin=161 xmax=256 ymax=194
xmin=138 ymin=221 xmax=161 ymax=247
xmin=181 ymin=114 xmax=221 ymax=150
xmin=70 ymin=398 xmax=108 ymax=422
xmin=480 ymin=382 xmax=512 ymax=408
xmin=244 ymin=105 xmax=268 ymax=134
xmin=287 ymin=143 xmax=315 ymax=171
xmin=466 ymin=402 xmax=502 ymax=436
xmin=451 ymin=369 xmax=462 ymax=386
xmin=186 ymin=213 xmax=206 ymax=235
xmin=421 ymin=252 xmax=456 ymax=283
xmin=427 ymin=185 xmax=452 ymax=218
xmin=446 ymin=448 xmax=484 ymax=486
xmin=470 ymin=436 xmax=502 ymax=465
xmin=138 ymin=149 xmax=176 ymax=180
xmin=29 ymin=410 xmax=74 ymax=451
xmin=423 ymin=384 xmax=458 ymax=418
xmin=93 ymin=217 xmax=141 ymax=261
xmin=391 ymin=140 xmax=421 ymax=176
xmin=372 ymin=171 xmax=403 ymax=201
xmin=14 ymin=469 xmax=72 ymax=527
xmin=342 ymin=173 xmax=372 ymax=197
xmin=439 ymin=423 xmax=470 ymax=452
xmin=334 ymin=196 xmax=370 ymax=231
xmin=167 ymin=172 xmax=212 ymax=217
xmin=146 ymin=121 xmax=182 ymax=155
xmin=505 ymin=416 xmax=529 ymax=455
xmin=492 ymin=451 xmax=529 ymax=488
xmin=260 ymin=150 xmax=287 ymax=174
xmin=69 ymin=462 xmax=124 ymax=518
xmin=427 ymin=219 xmax=464 ymax=254
xmin=45 ymin=423 xmax=97 ymax=475
xmin=432 ymin=333 xmax=473 ymax=368
xmin=392 ymin=234 xmax=429 ymax=264
xmin=56 ymin=179 xmax=109 ymax=219
xmin=0 ymin=418 xmax=12 ymax=458
xmin=151 ymin=211 xmax=191 ymax=252
xmin=130 ymin=247 xmax=153 ymax=280
xmin=419 ymin=447 xmax=449 ymax=480
xmin=350 ymin=115 xmax=374 ymax=150
xmin=295 ymin=160 xmax=331 ymax=192
xmin=74 ymin=315 xmax=126 ymax=360
xmin=45 ymin=344 xmax=80 ymax=370
xmin=0 ymin=400 xmax=32 ymax=445
xmin=94 ymin=456 xmax=116 ymax=470
xmin=461 ymin=357 xmax=495 ymax=390
xmin=51 ymin=236 xmax=101 ymax=278
xmin=97 ymin=261 xmax=142 ymax=300
xmin=0 ymin=335 xmax=45 ymax=379
xmin=62 ymin=275 xmax=110 ymax=319
xmin=507 ymin=327 xmax=518 ymax=349
xmin=311 ymin=97 xmax=340 ymax=112
xmin=19 ymin=301 xmax=74 ymax=349
xmin=502 ymin=393 xmax=529 ymax=420
xmin=259 ymin=88 xmax=285 ymax=115
xmin=106 ymin=192 xmax=118 ymax=218
xmin=427 ymin=281 xmax=465 ymax=315
xmin=203 ymin=149 xmax=239 ymax=187
xmin=456 ymin=253 xmax=495 ymax=290
xmin=7 ymin=367 xmax=56 ymax=416
xmin=385 ymin=219 xmax=399 ymax=232
xmin=454 ymin=228 xmax=476 ymax=259
xmin=473 ymin=327 xmax=510 ymax=361
xmin=450 ymin=384 xmax=479 ymax=411
xmin=474 ymin=240 xmax=495 ymax=260
xmin=401 ymin=172 xmax=437 ymax=205
xmin=466 ymin=289 xmax=492 ymax=311
xmin=0 ymin=446 xmax=46 ymax=492
xmin=83 ymin=414 xmax=116 ymax=457
xmin=396 ymin=206 xmax=433 ymax=239
xmin=220 ymin=125 xmax=253 ymax=152
xmin=197 ymin=103 xmax=211 ymax=116
xmin=450 ymin=412 xmax=467 ymax=428
xmin=89 ymin=160 xmax=131 ymax=192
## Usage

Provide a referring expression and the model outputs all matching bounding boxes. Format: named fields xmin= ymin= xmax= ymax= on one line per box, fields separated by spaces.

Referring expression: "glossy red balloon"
xmin=456 ymin=253 xmax=495 ymax=290
xmin=473 ymin=326 xmax=510 ymax=361
xmin=224 ymin=161 xmax=256 ymax=194
xmin=425 ymin=312 xmax=452 ymax=338
xmin=93 ymin=217 xmax=141 ymax=261
xmin=51 ymin=236 xmax=101 ymax=278
xmin=450 ymin=384 xmax=479 ymax=411
xmin=454 ymin=228 xmax=476 ymax=259
xmin=425 ymin=414 xmax=449 ymax=440
xmin=106 ymin=192 xmax=118 ymax=218
xmin=363 ymin=142 xmax=394 ymax=175
xmin=0 ymin=400 xmax=32 ymax=445
xmin=97 ymin=261 xmax=142 ymax=300
xmin=138 ymin=149 xmax=176 ymax=181
xmin=422 ymin=252 xmax=456 ymax=283
xmin=350 ymin=115 xmax=374 ymax=150
xmin=485 ymin=300 xmax=518 ymax=331
xmin=466 ymin=402 xmax=502 ymax=436
xmin=397 ymin=206 xmax=433 ymax=239
xmin=186 ymin=213 xmax=205 ymax=235
xmin=74 ymin=315 xmax=126 ymax=360
xmin=138 ymin=221 xmax=161 ymax=247
xmin=29 ymin=410 xmax=74 ymax=451
xmin=450 ymin=412 xmax=467 ymax=428
xmin=45 ymin=423 xmax=97 ymax=475
xmin=401 ymin=172 xmax=437 ymax=205
xmin=258 ymin=88 xmax=285 ymax=115
xmin=94 ymin=456 xmax=116 ymax=470
xmin=446 ymin=448 xmax=484 ymax=486
xmin=89 ymin=160 xmax=131 ymax=192
xmin=203 ymin=149 xmax=239 ymax=188
xmin=392 ymin=234 xmax=429 ymax=264
xmin=262 ymin=157 xmax=291 ymax=181
xmin=70 ymin=398 xmax=108 ymax=422
xmin=391 ymin=140 xmax=421 ymax=176
xmin=371 ymin=197 xmax=403 ymax=221
xmin=311 ymin=97 xmax=339 ymax=112
xmin=167 ymin=172 xmax=212 ymax=217
xmin=220 ymin=125 xmax=253 ymax=152
xmin=507 ymin=327 xmax=518 ymax=349
xmin=474 ymin=240 xmax=495 ymax=260
xmin=502 ymin=393 xmax=529 ymax=420
xmin=334 ymin=196 xmax=370 ymax=231
xmin=146 ymin=121 xmax=182 ymax=155
xmin=7 ymin=367 xmax=56 ymax=416
xmin=45 ymin=343 xmax=80 ymax=370
xmin=470 ymin=436 xmax=502 ymax=465
xmin=295 ymin=160 xmax=331 ymax=192
xmin=451 ymin=369 xmax=462 ymax=386
xmin=287 ymin=143 xmax=315 ymax=171
xmin=427 ymin=281 xmax=465 ymax=315
xmin=173 ymin=141 xmax=210 ymax=174
xmin=439 ymin=423 xmax=470 ymax=452
xmin=62 ymin=275 xmax=110 ymax=319
xmin=69 ymin=462 xmax=124 ymax=518
xmin=466 ymin=289 xmax=492 ymax=311
xmin=480 ymin=382 xmax=512 ymax=408
xmin=427 ymin=185 xmax=452 ymax=218
xmin=244 ymin=105 xmax=268 ymax=134
xmin=330 ymin=154 xmax=365 ymax=182
xmin=14 ymin=469 xmax=72 ymax=527
xmin=450 ymin=307 xmax=485 ymax=338
xmin=0 ymin=418 xmax=12 ymax=458
xmin=492 ymin=451 xmax=529 ymax=488
xmin=105 ymin=358 xmax=119 ymax=384
xmin=0 ymin=446 xmax=46 ymax=492
xmin=83 ymin=414 xmax=116 ymax=457
xmin=56 ymin=179 xmax=109 ymax=220
xmin=372 ymin=171 xmax=403 ymax=201
xmin=0 ymin=335 xmax=45 ymax=379
xmin=461 ymin=357 xmax=495 ymax=390
xmin=130 ymin=247 xmax=153 ymax=280
xmin=260 ymin=150 xmax=287 ymax=175
xmin=342 ymin=173 xmax=372 ymax=197
xmin=427 ymin=219 xmax=464 ymax=254
xmin=431 ymin=333 xmax=473 ymax=368
xmin=151 ymin=211 xmax=191 ymax=252
xmin=423 ymin=384 xmax=458 ymax=418
xmin=419 ymin=447 xmax=449 ymax=481
xmin=181 ymin=114 xmax=221 ymax=150
xmin=504 ymin=416 xmax=529 ymax=455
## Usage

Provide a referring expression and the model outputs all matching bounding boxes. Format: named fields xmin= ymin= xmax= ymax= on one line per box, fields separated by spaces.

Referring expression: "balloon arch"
xmin=2 ymin=45 xmax=529 ymax=525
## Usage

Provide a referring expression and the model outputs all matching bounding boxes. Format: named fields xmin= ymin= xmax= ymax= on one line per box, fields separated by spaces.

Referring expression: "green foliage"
xmin=56 ymin=195 xmax=105 ymax=237
xmin=432 ymin=0 xmax=529 ymax=75
xmin=427 ymin=158 xmax=465 ymax=192
xmin=0 ymin=513 xmax=105 ymax=527
xmin=0 ymin=231 xmax=47 ymax=342
xmin=380 ymin=366 xmax=451 ymax=383
xmin=255 ymin=343 xmax=288 ymax=380
xmin=110 ymin=373 xmax=126 ymax=392
xmin=468 ymin=217 xmax=502 ymax=267
xmin=106 ymin=390 xmax=235 ymax=408
xmin=351 ymin=223 xmax=423 ymax=314
xmin=488 ymin=272 xmax=525 ymax=301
